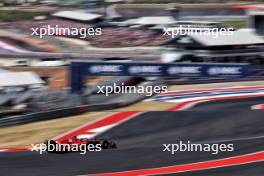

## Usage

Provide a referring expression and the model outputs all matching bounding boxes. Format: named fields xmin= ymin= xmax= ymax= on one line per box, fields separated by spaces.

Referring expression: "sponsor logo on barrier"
xmin=207 ymin=67 xmax=242 ymax=76
xmin=128 ymin=66 xmax=162 ymax=74
xmin=71 ymin=62 xmax=249 ymax=93
xmin=89 ymin=65 xmax=123 ymax=74
xmin=77 ymin=62 xmax=248 ymax=77
xmin=167 ymin=66 xmax=202 ymax=75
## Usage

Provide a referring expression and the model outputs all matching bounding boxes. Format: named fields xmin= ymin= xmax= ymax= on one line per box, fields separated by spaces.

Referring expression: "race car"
xmin=45 ymin=136 xmax=116 ymax=153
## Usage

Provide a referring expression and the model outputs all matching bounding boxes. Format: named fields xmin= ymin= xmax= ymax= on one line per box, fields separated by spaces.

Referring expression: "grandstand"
xmin=113 ymin=3 xmax=247 ymax=19
xmin=0 ymin=2 xmax=256 ymax=49
xmin=52 ymin=10 xmax=103 ymax=23
xmin=0 ymin=0 xmax=264 ymax=120
xmin=0 ymin=72 xmax=44 ymax=91
xmin=164 ymin=30 xmax=264 ymax=67
xmin=1 ymin=2 xmax=264 ymax=176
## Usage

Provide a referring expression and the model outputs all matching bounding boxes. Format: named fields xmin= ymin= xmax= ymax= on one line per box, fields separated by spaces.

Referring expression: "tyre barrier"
xmin=0 ymin=106 xmax=84 ymax=127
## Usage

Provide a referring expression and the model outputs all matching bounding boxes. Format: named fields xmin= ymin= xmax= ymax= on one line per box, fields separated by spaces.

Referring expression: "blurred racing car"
xmin=45 ymin=136 xmax=116 ymax=153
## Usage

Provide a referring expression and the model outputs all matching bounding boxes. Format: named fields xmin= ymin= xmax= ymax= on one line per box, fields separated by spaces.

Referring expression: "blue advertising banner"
xmin=70 ymin=61 xmax=249 ymax=93
xmin=77 ymin=62 xmax=248 ymax=77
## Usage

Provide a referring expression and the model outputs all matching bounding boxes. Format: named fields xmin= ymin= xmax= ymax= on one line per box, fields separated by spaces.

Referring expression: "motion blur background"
xmin=0 ymin=0 xmax=264 ymax=176
xmin=0 ymin=0 xmax=264 ymax=116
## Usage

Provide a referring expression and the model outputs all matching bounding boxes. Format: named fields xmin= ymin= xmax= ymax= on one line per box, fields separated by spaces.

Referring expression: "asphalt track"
xmin=0 ymin=97 xmax=264 ymax=176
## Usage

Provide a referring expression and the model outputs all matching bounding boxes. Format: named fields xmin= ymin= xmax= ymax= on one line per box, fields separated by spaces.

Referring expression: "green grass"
xmin=0 ymin=10 xmax=47 ymax=21
xmin=223 ymin=20 xmax=248 ymax=29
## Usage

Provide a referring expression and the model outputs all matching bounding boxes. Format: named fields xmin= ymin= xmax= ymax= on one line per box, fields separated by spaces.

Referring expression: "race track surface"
xmin=0 ymin=97 xmax=264 ymax=176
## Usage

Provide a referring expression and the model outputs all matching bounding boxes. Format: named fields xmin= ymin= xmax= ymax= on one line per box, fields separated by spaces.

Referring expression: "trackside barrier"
xmin=0 ymin=101 xmax=138 ymax=127
xmin=0 ymin=80 xmax=165 ymax=127
xmin=0 ymin=106 xmax=84 ymax=127
xmin=71 ymin=61 xmax=249 ymax=93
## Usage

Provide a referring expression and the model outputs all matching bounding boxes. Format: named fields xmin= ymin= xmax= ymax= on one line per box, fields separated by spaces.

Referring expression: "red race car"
xmin=45 ymin=136 xmax=116 ymax=153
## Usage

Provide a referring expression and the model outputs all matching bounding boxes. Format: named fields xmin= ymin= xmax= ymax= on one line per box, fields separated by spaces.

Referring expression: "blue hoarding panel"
xmin=78 ymin=62 xmax=248 ymax=77
xmin=70 ymin=61 xmax=249 ymax=93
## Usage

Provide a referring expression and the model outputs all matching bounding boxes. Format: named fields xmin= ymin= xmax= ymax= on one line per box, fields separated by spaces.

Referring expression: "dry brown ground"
xmin=0 ymin=112 xmax=109 ymax=147
xmin=0 ymin=101 xmax=173 ymax=147
xmin=1 ymin=80 xmax=263 ymax=147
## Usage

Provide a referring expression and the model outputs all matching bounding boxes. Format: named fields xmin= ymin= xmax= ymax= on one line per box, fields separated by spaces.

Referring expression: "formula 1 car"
xmin=45 ymin=136 xmax=116 ymax=153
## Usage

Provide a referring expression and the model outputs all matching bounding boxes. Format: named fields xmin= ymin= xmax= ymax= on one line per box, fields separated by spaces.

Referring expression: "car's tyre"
xmin=100 ymin=140 xmax=109 ymax=149
xmin=111 ymin=142 xmax=117 ymax=148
